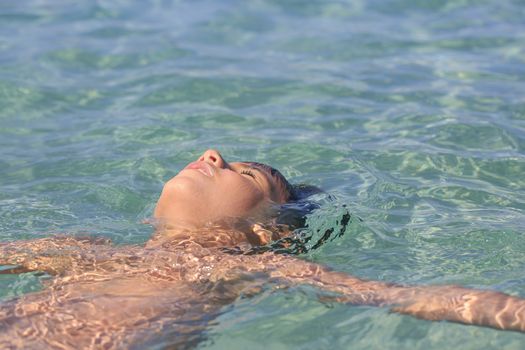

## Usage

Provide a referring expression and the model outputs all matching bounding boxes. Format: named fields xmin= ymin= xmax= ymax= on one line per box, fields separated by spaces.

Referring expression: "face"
xmin=154 ymin=149 xmax=289 ymax=228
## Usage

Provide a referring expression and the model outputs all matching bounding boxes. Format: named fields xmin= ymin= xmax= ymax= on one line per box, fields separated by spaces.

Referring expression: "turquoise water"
xmin=1 ymin=0 xmax=525 ymax=348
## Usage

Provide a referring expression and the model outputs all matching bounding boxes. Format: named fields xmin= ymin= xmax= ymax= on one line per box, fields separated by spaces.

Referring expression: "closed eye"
xmin=240 ymin=170 xmax=256 ymax=179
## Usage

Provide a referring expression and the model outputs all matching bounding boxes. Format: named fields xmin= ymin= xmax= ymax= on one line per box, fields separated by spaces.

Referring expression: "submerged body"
xmin=1 ymin=150 xmax=525 ymax=349
xmin=0 ymin=233 xmax=265 ymax=349
xmin=2 ymin=230 xmax=525 ymax=349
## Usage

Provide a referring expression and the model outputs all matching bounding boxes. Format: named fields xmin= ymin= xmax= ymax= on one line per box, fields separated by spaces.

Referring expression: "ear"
xmin=247 ymin=223 xmax=295 ymax=246
xmin=243 ymin=222 xmax=296 ymax=247
xmin=231 ymin=219 xmax=265 ymax=246
xmin=249 ymin=223 xmax=274 ymax=246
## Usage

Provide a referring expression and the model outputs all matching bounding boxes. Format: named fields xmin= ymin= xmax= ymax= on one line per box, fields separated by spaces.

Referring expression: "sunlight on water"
xmin=1 ymin=0 xmax=525 ymax=348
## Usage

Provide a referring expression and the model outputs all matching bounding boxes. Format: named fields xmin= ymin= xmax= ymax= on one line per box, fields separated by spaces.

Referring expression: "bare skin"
xmin=1 ymin=150 xmax=524 ymax=349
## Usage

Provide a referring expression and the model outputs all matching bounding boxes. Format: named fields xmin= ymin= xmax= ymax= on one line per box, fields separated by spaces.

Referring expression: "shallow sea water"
xmin=1 ymin=0 xmax=525 ymax=349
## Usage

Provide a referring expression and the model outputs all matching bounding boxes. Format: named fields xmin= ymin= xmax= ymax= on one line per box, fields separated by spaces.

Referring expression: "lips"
xmin=184 ymin=161 xmax=214 ymax=177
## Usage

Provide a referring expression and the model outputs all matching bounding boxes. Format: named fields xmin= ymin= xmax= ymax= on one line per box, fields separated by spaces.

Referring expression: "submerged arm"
xmin=0 ymin=235 xmax=111 ymax=275
xmin=388 ymin=284 xmax=525 ymax=332
xmin=255 ymin=254 xmax=525 ymax=332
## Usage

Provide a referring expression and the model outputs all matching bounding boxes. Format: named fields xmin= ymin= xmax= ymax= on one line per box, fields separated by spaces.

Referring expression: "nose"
xmin=198 ymin=149 xmax=228 ymax=169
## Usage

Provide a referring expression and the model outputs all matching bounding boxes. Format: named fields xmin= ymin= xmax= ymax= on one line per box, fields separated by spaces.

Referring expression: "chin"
xmin=155 ymin=177 xmax=210 ymax=221
xmin=166 ymin=173 xmax=208 ymax=197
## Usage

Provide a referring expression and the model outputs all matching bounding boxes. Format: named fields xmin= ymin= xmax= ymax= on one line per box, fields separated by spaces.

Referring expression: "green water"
xmin=1 ymin=0 xmax=525 ymax=348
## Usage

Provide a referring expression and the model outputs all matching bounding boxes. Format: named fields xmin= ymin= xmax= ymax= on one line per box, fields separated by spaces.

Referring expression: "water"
xmin=1 ymin=0 xmax=525 ymax=348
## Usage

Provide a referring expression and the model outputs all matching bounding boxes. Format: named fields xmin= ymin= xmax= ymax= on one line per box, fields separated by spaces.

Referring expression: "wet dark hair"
xmin=224 ymin=162 xmax=352 ymax=256
xmin=273 ymin=184 xmax=324 ymax=228
xmin=242 ymin=161 xmax=324 ymax=230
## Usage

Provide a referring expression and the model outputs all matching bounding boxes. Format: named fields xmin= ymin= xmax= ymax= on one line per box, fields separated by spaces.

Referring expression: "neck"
xmin=146 ymin=225 xmax=253 ymax=250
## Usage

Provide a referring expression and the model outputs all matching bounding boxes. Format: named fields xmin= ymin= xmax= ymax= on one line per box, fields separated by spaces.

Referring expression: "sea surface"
xmin=1 ymin=0 xmax=525 ymax=349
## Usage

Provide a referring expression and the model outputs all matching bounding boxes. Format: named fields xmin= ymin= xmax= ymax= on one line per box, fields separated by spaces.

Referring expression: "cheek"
xmin=215 ymin=177 xmax=265 ymax=213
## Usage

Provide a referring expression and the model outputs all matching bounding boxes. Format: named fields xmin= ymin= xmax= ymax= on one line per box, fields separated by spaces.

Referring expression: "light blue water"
xmin=1 ymin=0 xmax=525 ymax=348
